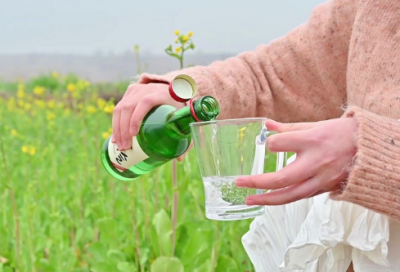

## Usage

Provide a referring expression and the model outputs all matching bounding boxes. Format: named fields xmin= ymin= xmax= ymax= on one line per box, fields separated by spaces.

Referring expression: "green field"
xmin=0 ymin=73 xmax=271 ymax=272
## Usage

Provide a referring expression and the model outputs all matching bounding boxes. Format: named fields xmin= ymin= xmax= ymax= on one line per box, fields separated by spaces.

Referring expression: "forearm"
xmin=137 ymin=0 xmax=357 ymax=122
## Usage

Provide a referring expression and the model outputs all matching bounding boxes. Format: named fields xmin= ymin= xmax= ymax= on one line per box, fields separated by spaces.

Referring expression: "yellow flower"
xmin=11 ymin=129 xmax=18 ymax=137
xmin=29 ymin=146 xmax=36 ymax=156
xmin=91 ymin=93 xmax=98 ymax=101
xmin=17 ymin=100 xmax=24 ymax=107
xmin=175 ymin=38 xmax=179 ymax=43
xmin=86 ymin=106 xmax=97 ymax=114
xmin=63 ymin=108 xmax=71 ymax=117
xmin=33 ymin=86 xmax=46 ymax=96
xmin=102 ymin=132 xmax=111 ymax=139
xmin=7 ymin=97 xmax=16 ymax=111
xmin=77 ymin=80 xmax=88 ymax=91
xmin=188 ymin=31 xmax=193 ymax=37
xmin=67 ymin=83 xmax=77 ymax=92
xmin=34 ymin=99 xmax=46 ymax=109
xmin=240 ymin=127 xmax=246 ymax=139
xmin=174 ymin=30 xmax=180 ymax=35
xmin=24 ymin=103 xmax=32 ymax=111
xmin=96 ymin=98 xmax=106 ymax=109
xmin=52 ymin=72 xmax=59 ymax=78
xmin=46 ymin=111 xmax=56 ymax=121
xmin=17 ymin=85 xmax=25 ymax=99
xmin=182 ymin=35 xmax=189 ymax=42
xmin=22 ymin=146 xmax=28 ymax=153
xmin=103 ymin=104 xmax=114 ymax=114
xmin=175 ymin=47 xmax=182 ymax=53
xmin=47 ymin=100 xmax=55 ymax=109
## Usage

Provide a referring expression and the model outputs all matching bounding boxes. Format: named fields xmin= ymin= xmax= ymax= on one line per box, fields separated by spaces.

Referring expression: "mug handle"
xmin=276 ymin=151 xmax=287 ymax=171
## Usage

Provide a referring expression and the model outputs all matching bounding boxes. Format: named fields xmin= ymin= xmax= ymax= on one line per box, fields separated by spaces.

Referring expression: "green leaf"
xmin=140 ymin=248 xmax=150 ymax=265
xmin=88 ymin=242 xmax=107 ymax=262
xmin=2 ymin=267 xmax=12 ymax=272
xmin=74 ymin=228 xmax=83 ymax=244
xmin=181 ymin=223 xmax=214 ymax=268
xmin=215 ymin=255 xmax=239 ymax=272
xmin=107 ymin=249 xmax=125 ymax=262
xmin=117 ymin=261 xmax=138 ymax=272
xmin=152 ymin=209 xmax=172 ymax=257
xmin=150 ymin=257 xmax=184 ymax=272
xmin=96 ymin=217 xmax=118 ymax=247
xmin=91 ymin=262 xmax=116 ymax=272
xmin=193 ymin=259 xmax=212 ymax=272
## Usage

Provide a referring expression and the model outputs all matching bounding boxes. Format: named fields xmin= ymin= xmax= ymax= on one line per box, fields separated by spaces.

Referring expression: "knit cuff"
xmin=330 ymin=106 xmax=400 ymax=222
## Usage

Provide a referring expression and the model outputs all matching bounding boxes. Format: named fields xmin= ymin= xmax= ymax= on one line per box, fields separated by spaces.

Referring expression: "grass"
xmin=0 ymin=74 xmax=269 ymax=272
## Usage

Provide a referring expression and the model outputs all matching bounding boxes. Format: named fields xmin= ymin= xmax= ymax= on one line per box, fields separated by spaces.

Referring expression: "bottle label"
xmin=108 ymin=136 xmax=149 ymax=172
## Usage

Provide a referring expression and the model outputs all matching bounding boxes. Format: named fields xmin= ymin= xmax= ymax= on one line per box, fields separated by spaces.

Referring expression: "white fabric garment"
xmin=242 ymin=154 xmax=400 ymax=272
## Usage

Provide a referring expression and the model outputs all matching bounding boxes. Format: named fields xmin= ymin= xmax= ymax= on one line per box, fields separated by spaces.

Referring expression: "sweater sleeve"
xmin=136 ymin=0 xmax=357 ymax=122
xmin=331 ymin=106 xmax=400 ymax=222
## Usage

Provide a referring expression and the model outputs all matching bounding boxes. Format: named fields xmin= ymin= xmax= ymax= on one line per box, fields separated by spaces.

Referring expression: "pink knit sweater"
xmin=138 ymin=0 xmax=400 ymax=222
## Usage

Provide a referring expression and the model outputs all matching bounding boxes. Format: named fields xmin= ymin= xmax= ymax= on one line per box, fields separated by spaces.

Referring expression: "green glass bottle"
xmin=101 ymin=94 xmax=220 ymax=181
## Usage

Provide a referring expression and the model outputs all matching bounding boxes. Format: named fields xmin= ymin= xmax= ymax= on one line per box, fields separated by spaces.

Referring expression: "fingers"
xmin=111 ymin=82 xmax=188 ymax=153
xmin=236 ymin=156 xmax=315 ymax=190
xmin=112 ymin=106 xmax=122 ymax=146
xmin=119 ymin=104 xmax=136 ymax=151
xmin=245 ymin=176 xmax=321 ymax=206
xmin=112 ymin=84 xmax=139 ymax=148
xmin=266 ymin=120 xmax=317 ymax=133
xmin=266 ymin=119 xmax=320 ymax=133
xmin=129 ymin=94 xmax=173 ymax=136
xmin=267 ymin=130 xmax=309 ymax=152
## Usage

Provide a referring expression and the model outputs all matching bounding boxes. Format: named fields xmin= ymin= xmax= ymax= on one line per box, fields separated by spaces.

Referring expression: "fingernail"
xmin=267 ymin=119 xmax=279 ymax=126
xmin=117 ymin=143 xmax=124 ymax=151
xmin=122 ymin=141 xmax=131 ymax=151
xmin=246 ymin=198 xmax=256 ymax=206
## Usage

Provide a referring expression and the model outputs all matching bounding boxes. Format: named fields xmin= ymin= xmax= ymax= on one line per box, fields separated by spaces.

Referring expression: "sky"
xmin=1 ymin=0 xmax=328 ymax=56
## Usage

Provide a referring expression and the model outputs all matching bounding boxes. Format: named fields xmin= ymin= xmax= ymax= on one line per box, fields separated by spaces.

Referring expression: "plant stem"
xmin=127 ymin=184 xmax=143 ymax=270
xmin=211 ymin=225 xmax=219 ymax=272
xmin=0 ymin=134 xmax=20 ymax=269
xmin=179 ymin=49 xmax=185 ymax=69
xmin=171 ymin=160 xmax=178 ymax=256
xmin=154 ymin=169 xmax=159 ymax=213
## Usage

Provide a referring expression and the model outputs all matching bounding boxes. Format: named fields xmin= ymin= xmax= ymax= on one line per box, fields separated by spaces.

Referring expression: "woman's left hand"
xmin=236 ymin=117 xmax=358 ymax=206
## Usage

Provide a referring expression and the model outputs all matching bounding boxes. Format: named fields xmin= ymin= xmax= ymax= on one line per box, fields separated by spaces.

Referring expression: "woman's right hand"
xmin=112 ymin=82 xmax=186 ymax=152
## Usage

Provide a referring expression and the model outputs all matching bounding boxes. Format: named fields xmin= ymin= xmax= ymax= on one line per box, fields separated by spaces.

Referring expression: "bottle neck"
xmin=166 ymin=96 xmax=220 ymax=137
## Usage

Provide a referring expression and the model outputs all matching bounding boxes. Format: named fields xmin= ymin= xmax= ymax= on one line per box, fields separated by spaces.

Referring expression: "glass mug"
xmin=190 ymin=118 xmax=287 ymax=221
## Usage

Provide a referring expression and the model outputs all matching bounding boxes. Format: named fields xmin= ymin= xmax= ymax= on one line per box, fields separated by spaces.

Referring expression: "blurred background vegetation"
xmin=0 ymin=1 xmax=325 ymax=271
